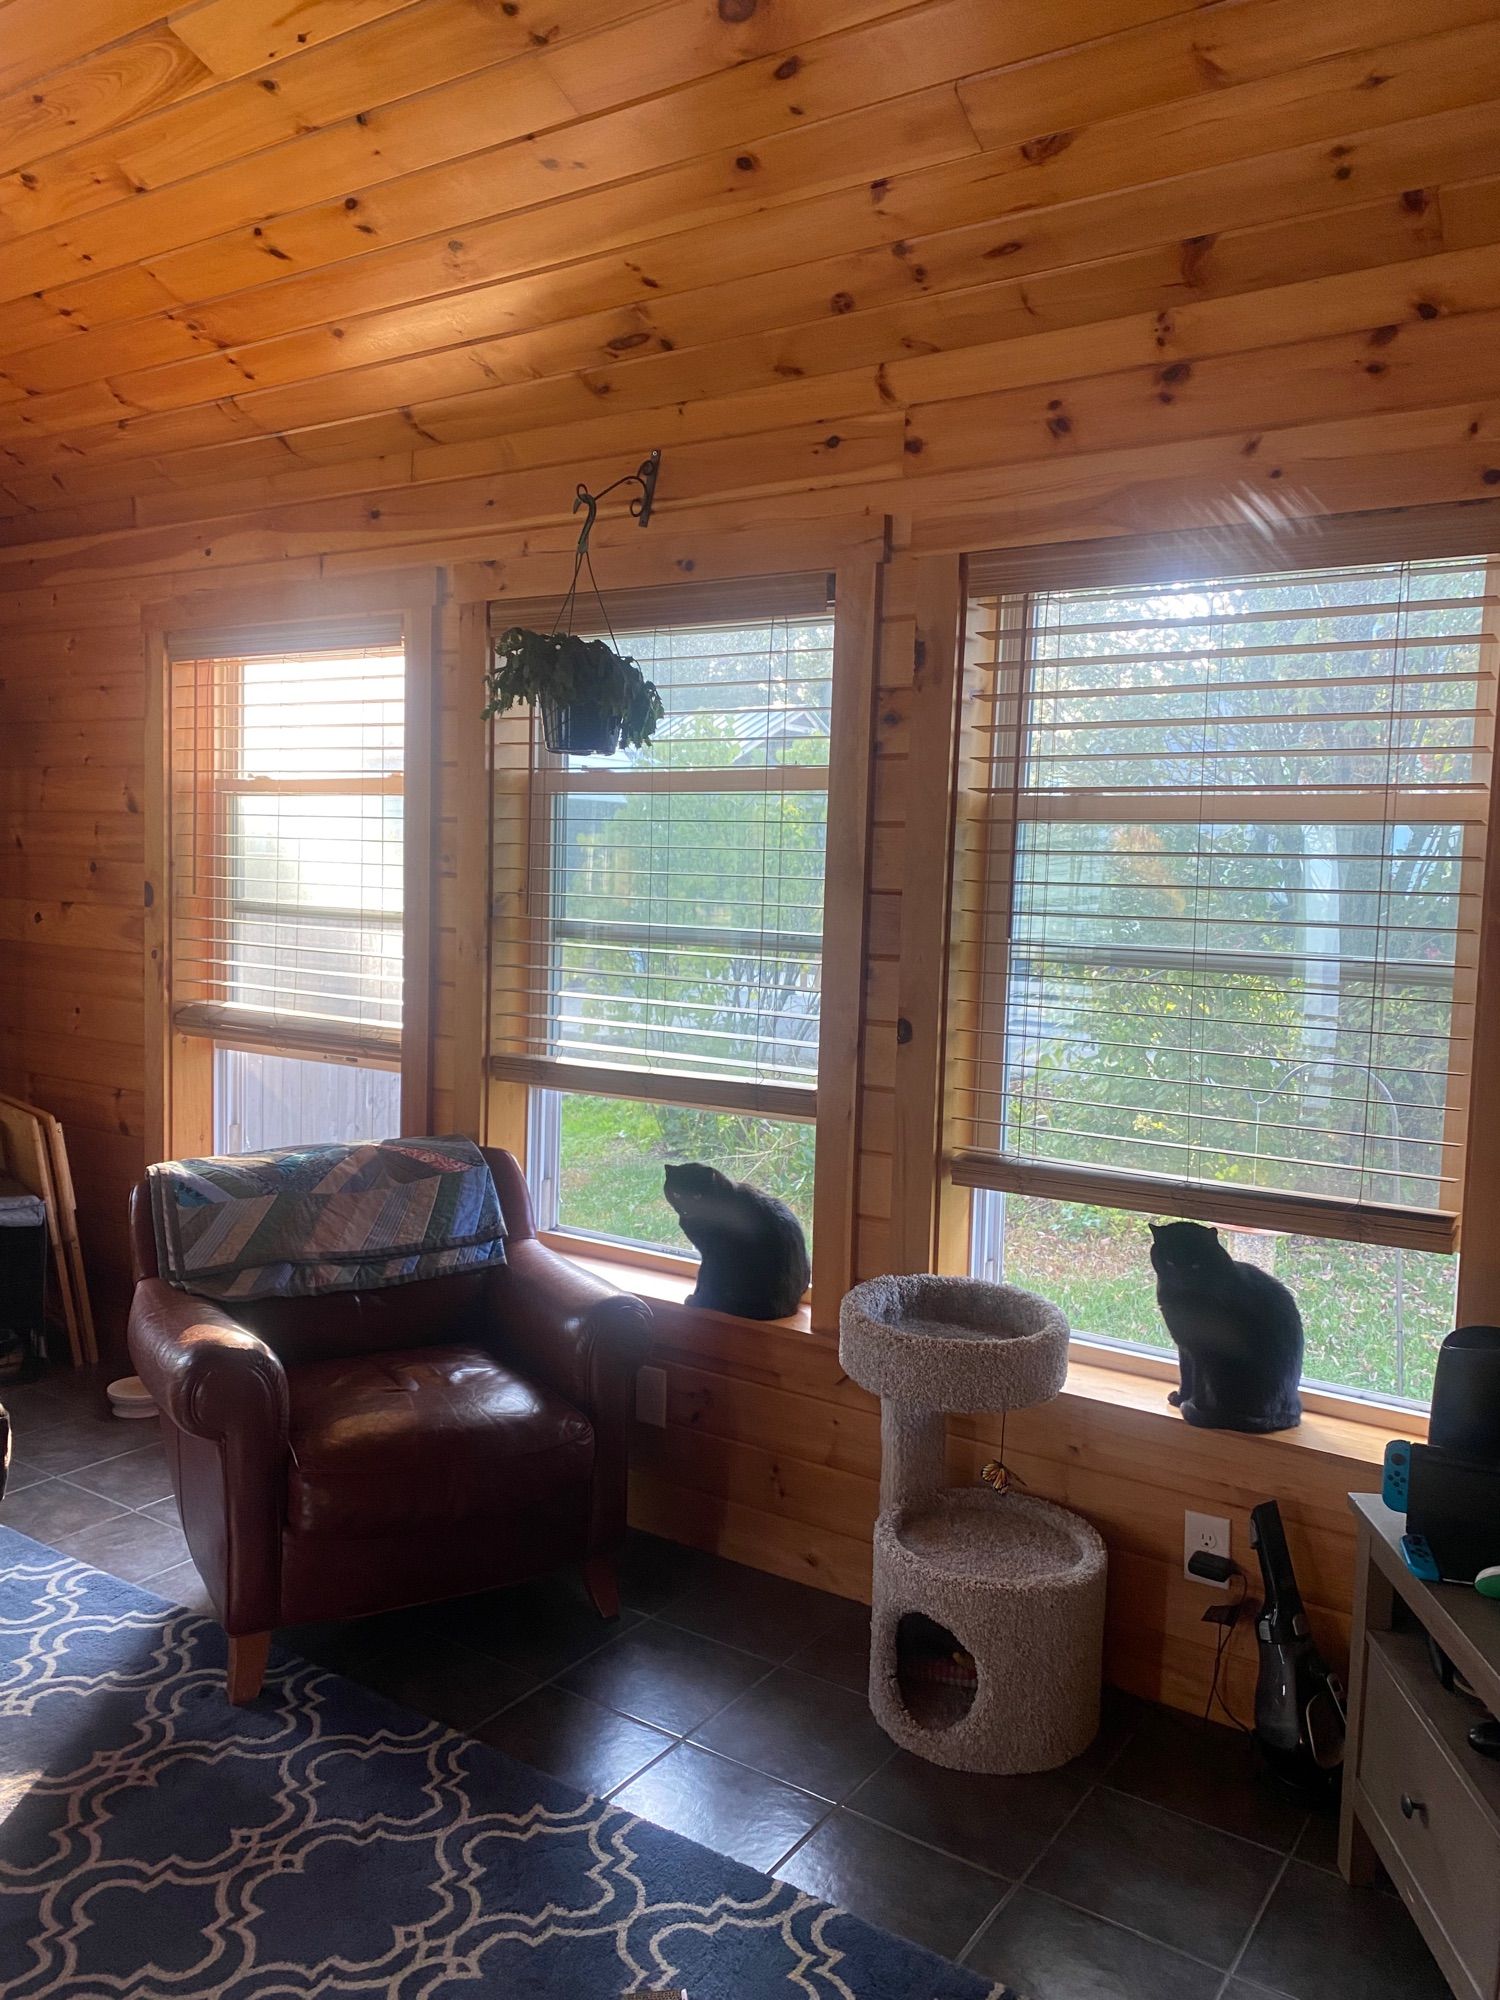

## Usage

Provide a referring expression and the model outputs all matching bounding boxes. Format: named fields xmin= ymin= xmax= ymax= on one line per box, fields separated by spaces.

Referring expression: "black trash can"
xmin=0 ymin=1172 xmax=49 ymax=1384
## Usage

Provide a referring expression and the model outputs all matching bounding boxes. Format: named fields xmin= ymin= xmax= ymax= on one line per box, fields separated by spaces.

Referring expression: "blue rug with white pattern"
xmin=0 ymin=1527 xmax=1014 ymax=1998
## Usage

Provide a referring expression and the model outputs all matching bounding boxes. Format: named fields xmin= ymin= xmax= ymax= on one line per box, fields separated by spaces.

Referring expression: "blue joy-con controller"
xmin=1382 ymin=1439 xmax=1413 ymax=1514
xmin=1400 ymin=1531 xmax=1441 ymax=1582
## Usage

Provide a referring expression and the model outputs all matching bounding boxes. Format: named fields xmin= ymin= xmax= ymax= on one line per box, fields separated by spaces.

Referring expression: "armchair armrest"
xmin=488 ymin=1239 xmax=652 ymax=1563
xmin=129 ymin=1279 xmax=289 ymax=1449
xmin=488 ymin=1239 xmax=653 ymax=1419
xmin=127 ymin=1279 xmax=289 ymax=1634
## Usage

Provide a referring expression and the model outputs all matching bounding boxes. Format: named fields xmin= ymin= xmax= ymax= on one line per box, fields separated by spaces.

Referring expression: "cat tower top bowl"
xmin=840 ymin=1273 xmax=1068 ymax=1413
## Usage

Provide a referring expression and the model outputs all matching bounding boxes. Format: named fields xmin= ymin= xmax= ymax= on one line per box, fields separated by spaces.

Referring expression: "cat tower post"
xmin=841 ymin=1275 xmax=1107 ymax=1774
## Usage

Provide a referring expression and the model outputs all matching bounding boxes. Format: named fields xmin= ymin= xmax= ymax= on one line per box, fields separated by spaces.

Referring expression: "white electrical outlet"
xmin=635 ymin=1365 xmax=668 ymax=1427
xmin=1184 ymin=1510 xmax=1231 ymax=1584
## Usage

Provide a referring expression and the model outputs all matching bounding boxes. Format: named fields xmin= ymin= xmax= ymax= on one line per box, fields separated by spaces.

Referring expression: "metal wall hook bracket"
xmin=572 ymin=448 xmax=661 ymax=557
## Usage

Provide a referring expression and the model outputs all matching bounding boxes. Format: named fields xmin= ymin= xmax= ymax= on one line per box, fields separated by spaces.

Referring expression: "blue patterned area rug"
xmin=0 ymin=1528 xmax=1017 ymax=1999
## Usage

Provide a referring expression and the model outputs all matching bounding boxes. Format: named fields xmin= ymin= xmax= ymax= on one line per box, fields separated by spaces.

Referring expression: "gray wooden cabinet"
xmin=1342 ymin=1494 xmax=1500 ymax=2000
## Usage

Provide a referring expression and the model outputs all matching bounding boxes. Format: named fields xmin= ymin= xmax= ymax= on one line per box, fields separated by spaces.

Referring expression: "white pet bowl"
xmin=106 ymin=1375 xmax=157 ymax=1419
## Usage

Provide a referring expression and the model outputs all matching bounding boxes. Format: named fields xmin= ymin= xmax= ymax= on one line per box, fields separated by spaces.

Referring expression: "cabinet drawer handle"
xmin=1400 ymin=1794 xmax=1428 ymax=1823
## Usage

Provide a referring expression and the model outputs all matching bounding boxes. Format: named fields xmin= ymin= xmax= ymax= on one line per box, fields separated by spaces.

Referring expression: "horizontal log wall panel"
xmin=622 ymin=1334 xmax=1371 ymax=1711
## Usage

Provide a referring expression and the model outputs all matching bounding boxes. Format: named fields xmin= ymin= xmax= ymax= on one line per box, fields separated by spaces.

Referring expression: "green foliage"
xmin=483 ymin=626 xmax=665 ymax=749
xmin=556 ymin=1093 xmax=814 ymax=1253
xmin=996 ymin=1195 xmax=1456 ymax=1403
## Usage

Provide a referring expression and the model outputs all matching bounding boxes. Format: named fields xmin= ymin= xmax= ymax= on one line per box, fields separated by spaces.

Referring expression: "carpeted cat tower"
xmin=841 ymin=1274 xmax=1107 ymax=1774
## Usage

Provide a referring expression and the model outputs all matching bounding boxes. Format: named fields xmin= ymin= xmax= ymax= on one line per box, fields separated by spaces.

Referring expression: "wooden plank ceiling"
xmin=1 ymin=0 xmax=1500 ymax=561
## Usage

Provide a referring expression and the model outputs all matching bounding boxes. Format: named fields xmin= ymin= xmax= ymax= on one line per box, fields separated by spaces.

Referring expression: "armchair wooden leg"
xmin=583 ymin=1558 xmax=621 ymax=1621
xmin=227 ymin=1631 xmax=271 ymax=1704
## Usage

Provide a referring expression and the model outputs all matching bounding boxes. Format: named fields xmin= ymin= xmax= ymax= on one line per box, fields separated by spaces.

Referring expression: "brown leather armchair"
xmin=127 ymin=1147 xmax=652 ymax=1702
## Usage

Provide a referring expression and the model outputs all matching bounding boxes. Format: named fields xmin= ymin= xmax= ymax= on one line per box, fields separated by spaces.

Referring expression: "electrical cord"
xmin=1201 ymin=1568 xmax=1252 ymax=1733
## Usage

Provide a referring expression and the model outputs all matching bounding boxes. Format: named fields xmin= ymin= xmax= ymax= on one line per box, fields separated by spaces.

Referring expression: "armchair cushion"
xmin=284 ymin=1344 xmax=594 ymax=1538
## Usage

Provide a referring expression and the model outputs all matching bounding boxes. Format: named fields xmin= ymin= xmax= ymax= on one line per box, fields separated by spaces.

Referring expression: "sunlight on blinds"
xmin=952 ymin=556 xmax=1498 ymax=1245
xmin=169 ymin=643 xmax=405 ymax=1058
xmin=491 ymin=611 xmax=832 ymax=1113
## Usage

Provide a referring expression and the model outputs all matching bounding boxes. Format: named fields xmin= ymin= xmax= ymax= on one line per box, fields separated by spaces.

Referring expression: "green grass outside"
xmin=1002 ymin=1197 xmax=1454 ymax=1404
xmin=557 ymin=1093 xmax=815 ymax=1256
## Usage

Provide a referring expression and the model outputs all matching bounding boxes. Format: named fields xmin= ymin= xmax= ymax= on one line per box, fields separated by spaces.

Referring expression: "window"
xmin=213 ymin=1049 xmax=401 ymax=1157
xmin=165 ymin=627 xmax=407 ymax=1157
xmin=954 ymin=548 xmax=1498 ymax=1405
xmin=489 ymin=583 xmax=833 ymax=1264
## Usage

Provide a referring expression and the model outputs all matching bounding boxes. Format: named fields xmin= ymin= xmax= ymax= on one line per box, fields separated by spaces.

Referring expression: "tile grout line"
xmin=466 ymin=1593 xmax=871 ymax=1811
xmin=758 ymin=1743 xmax=901 ymax=1883
xmin=955 ymin=1718 xmax=1311 ymax=1981
xmin=952 ymin=1718 xmax=1136 ymax=1970
xmin=1085 ymin=1776 xmax=1302 ymax=1859
xmin=898 ymin=1701 xmax=1153 ymax=1963
xmin=460 ymin=1587 xmax=839 ymax=1754
xmin=1210 ymin=1846 xmax=1296 ymax=2000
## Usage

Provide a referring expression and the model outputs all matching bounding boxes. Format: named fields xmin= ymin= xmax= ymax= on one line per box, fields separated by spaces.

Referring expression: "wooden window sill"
xmin=556 ymin=1246 xmax=1423 ymax=1470
xmin=1055 ymin=1356 xmax=1423 ymax=1470
xmin=549 ymin=1244 xmax=812 ymax=1332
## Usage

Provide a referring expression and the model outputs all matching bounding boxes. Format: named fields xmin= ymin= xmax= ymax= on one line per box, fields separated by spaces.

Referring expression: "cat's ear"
xmin=1147 ymin=1222 xmax=1160 ymax=1238
xmin=1208 ymin=1227 xmax=1220 ymax=1240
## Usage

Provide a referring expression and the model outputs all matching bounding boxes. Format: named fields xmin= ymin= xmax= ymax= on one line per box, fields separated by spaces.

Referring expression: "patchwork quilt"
xmin=147 ymin=1134 xmax=506 ymax=1302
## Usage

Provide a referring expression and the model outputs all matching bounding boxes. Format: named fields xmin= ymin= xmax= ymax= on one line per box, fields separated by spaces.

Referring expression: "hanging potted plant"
xmin=482 ymin=449 xmax=666 ymax=756
xmin=483 ymin=626 xmax=663 ymax=756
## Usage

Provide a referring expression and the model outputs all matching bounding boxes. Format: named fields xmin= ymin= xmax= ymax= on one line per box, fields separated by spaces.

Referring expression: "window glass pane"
xmin=547 ymin=1091 xmax=814 ymax=1257
xmin=236 ymin=652 xmax=403 ymax=780
xmin=551 ymin=786 xmax=824 ymax=1086
xmin=1006 ymin=818 xmax=1459 ymax=1206
xmin=964 ymin=557 xmax=1494 ymax=1214
xmin=232 ymin=798 xmax=403 ymax=914
xmin=172 ymin=643 xmax=404 ymax=1040
xmin=213 ymin=1047 xmax=400 ymax=1155
xmin=973 ymin=1192 xmax=1457 ymax=1406
xmin=514 ymin=616 xmax=833 ymax=1093
xmin=569 ymin=618 xmax=833 ymax=775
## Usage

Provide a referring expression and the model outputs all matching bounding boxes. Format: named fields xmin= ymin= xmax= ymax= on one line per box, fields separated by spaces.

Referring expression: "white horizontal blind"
xmin=490 ymin=600 xmax=833 ymax=1116
xmin=169 ymin=637 xmax=406 ymax=1063
xmin=952 ymin=555 xmax=1499 ymax=1249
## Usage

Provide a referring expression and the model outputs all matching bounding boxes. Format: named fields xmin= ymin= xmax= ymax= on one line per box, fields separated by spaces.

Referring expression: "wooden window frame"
xmin=145 ymin=592 xmax=439 ymax=1164
xmin=888 ymin=515 xmax=1500 ymax=1411
xmin=949 ymin=557 xmax=1499 ymax=1257
xmin=479 ymin=564 xmax=879 ymax=1330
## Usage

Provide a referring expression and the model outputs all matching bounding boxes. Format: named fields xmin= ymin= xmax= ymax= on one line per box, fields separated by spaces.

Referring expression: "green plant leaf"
xmin=482 ymin=624 xmax=663 ymax=746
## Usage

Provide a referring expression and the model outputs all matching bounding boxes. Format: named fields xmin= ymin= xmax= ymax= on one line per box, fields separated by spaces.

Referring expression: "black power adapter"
xmin=1188 ymin=1550 xmax=1238 ymax=1585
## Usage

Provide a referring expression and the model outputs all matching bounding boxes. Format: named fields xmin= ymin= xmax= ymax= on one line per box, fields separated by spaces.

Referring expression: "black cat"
xmin=663 ymin=1162 xmax=810 ymax=1320
xmin=1149 ymin=1220 xmax=1304 ymax=1433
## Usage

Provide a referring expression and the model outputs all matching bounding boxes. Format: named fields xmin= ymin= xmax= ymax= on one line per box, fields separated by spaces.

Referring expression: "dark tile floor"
xmin=1 ymin=1368 xmax=1451 ymax=2000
